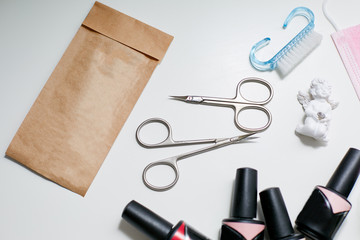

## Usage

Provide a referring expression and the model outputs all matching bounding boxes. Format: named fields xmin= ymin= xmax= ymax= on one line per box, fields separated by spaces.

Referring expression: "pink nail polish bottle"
xmin=296 ymin=148 xmax=360 ymax=240
xmin=221 ymin=168 xmax=265 ymax=240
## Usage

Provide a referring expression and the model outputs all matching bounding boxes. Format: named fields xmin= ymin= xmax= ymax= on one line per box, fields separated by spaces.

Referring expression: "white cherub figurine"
xmin=296 ymin=78 xmax=339 ymax=142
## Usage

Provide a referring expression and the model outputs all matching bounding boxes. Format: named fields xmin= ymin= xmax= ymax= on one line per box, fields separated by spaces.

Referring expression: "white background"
xmin=1 ymin=0 xmax=360 ymax=239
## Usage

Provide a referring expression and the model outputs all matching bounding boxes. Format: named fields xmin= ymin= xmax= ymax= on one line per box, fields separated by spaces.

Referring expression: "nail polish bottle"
xmin=295 ymin=147 xmax=360 ymax=240
xmin=220 ymin=168 xmax=265 ymax=240
xmin=260 ymin=187 xmax=305 ymax=240
xmin=122 ymin=200 xmax=211 ymax=240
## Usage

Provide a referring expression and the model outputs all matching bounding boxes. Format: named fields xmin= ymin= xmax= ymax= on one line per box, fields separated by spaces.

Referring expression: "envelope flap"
xmin=82 ymin=1 xmax=173 ymax=61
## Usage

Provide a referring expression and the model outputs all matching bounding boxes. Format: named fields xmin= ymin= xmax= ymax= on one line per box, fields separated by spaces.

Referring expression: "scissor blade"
xmin=230 ymin=133 xmax=257 ymax=142
xmin=170 ymin=95 xmax=204 ymax=103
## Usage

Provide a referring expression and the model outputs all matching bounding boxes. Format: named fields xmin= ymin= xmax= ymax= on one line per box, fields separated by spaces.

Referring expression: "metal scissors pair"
xmin=171 ymin=77 xmax=274 ymax=133
xmin=136 ymin=118 xmax=256 ymax=191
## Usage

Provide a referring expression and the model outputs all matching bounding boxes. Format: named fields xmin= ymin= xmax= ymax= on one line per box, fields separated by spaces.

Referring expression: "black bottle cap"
xmin=326 ymin=148 xmax=360 ymax=198
xmin=230 ymin=168 xmax=258 ymax=219
xmin=122 ymin=200 xmax=173 ymax=240
xmin=260 ymin=187 xmax=295 ymax=240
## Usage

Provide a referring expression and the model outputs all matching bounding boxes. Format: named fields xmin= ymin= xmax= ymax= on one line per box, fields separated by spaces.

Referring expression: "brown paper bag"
xmin=6 ymin=1 xmax=173 ymax=196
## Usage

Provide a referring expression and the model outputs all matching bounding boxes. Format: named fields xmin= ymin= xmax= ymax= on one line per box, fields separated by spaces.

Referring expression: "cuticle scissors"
xmin=136 ymin=118 xmax=256 ymax=191
xmin=170 ymin=77 xmax=274 ymax=133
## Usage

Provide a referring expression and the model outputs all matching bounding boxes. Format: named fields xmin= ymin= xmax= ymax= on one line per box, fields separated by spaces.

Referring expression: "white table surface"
xmin=1 ymin=0 xmax=360 ymax=239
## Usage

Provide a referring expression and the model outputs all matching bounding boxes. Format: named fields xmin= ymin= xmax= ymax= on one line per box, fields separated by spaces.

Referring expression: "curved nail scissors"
xmin=136 ymin=118 xmax=256 ymax=191
xmin=171 ymin=77 xmax=274 ymax=133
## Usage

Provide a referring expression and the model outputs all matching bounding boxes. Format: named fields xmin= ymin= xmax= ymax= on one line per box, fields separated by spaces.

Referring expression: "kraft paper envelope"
xmin=6 ymin=1 xmax=173 ymax=196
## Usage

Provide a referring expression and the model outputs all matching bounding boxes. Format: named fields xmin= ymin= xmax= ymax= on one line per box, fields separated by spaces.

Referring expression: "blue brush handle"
xmin=249 ymin=7 xmax=315 ymax=71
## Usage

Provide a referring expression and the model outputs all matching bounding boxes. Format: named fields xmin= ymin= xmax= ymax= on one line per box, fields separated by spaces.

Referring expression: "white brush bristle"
xmin=277 ymin=30 xmax=322 ymax=76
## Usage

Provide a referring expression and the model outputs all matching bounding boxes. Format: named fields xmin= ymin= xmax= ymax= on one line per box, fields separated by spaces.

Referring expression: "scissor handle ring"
xmin=142 ymin=159 xmax=180 ymax=191
xmin=235 ymin=105 xmax=273 ymax=133
xmin=236 ymin=77 xmax=274 ymax=104
xmin=136 ymin=118 xmax=174 ymax=148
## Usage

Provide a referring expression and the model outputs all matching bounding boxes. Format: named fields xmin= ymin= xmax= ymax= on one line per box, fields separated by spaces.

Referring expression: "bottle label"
xmin=171 ymin=222 xmax=211 ymax=240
